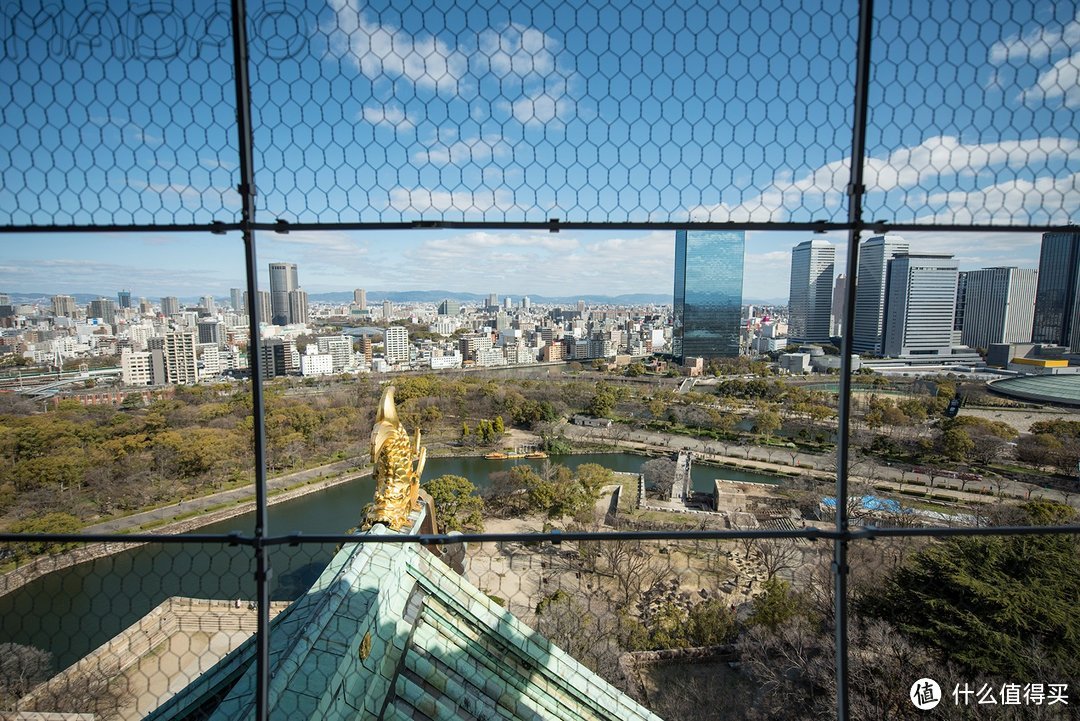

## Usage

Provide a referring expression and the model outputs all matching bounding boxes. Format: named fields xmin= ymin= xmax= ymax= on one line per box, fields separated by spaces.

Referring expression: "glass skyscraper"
xmin=673 ymin=230 xmax=745 ymax=360
xmin=1032 ymin=232 xmax=1080 ymax=349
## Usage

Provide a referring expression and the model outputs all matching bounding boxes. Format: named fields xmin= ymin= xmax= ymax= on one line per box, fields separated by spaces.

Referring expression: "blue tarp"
xmin=822 ymin=495 xmax=906 ymax=513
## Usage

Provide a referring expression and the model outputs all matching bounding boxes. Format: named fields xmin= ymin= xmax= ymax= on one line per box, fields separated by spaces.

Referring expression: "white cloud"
xmin=925 ymin=171 xmax=1080 ymax=225
xmin=411 ymin=134 xmax=510 ymax=166
xmin=1019 ymin=52 xmax=1080 ymax=107
xmin=989 ymin=11 xmax=1080 ymax=64
xmin=386 ymin=186 xmax=520 ymax=215
xmin=324 ymin=1 xmax=561 ymax=96
xmin=687 ymin=135 xmax=1079 ymax=223
xmin=360 ymin=104 xmax=413 ymax=129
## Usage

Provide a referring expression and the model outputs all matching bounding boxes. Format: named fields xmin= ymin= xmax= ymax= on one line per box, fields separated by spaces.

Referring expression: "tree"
xmin=939 ymin=427 xmax=974 ymax=462
xmin=752 ymin=408 xmax=781 ymax=440
xmin=0 ymin=643 xmax=51 ymax=710
xmin=752 ymin=537 xmax=802 ymax=583
xmin=861 ymin=501 xmax=1080 ymax=678
xmin=421 ymin=475 xmax=484 ymax=532
xmin=748 ymin=577 xmax=803 ymax=631
xmin=641 ymin=457 xmax=677 ymax=498
xmin=587 ymin=382 xmax=617 ymax=418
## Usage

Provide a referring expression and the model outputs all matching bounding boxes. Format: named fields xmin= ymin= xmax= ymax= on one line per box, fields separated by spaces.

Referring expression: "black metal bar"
xmin=6 ymin=523 xmax=1078 ymax=548
xmin=228 ymin=0 xmax=270 ymax=718
xmin=835 ymin=0 xmax=877 ymax=717
xmin=3 ymin=221 xmax=1075 ymax=235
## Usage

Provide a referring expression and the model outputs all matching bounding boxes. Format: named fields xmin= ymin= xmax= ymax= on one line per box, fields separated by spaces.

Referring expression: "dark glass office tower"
xmin=673 ymin=230 xmax=745 ymax=361
xmin=1032 ymin=232 xmax=1080 ymax=349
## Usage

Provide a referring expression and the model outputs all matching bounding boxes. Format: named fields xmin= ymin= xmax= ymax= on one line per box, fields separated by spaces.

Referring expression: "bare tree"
xmin=599 ymin=537 xmax=659 ymax=609
xmin=751 ymin=538 xmax=802 ymax=583
xmin=641 ymin=457 xmax=677 ymax=499
xmin=0 ymin=643 xmax=51 ymax=711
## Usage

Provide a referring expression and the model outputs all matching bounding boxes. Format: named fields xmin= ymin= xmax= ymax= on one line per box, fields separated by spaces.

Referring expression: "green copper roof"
xmin=147 ymin=508 xmax=661 ymax=721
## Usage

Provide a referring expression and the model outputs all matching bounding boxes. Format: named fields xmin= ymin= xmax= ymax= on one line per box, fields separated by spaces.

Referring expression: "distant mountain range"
xmin=5 ymin=290 xmax=787 ymax=307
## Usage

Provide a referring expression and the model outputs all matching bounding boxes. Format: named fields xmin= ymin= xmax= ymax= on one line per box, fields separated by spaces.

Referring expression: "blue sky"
xmin=0 ymin=0 xmax=1076 ymax=298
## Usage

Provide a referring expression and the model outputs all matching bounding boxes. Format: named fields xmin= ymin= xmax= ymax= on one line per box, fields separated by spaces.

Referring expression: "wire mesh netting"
xmin=2 ymin=0 xmax=1076 ymax=230
xmin=2 ymin=0 xmax=1080 ymax=720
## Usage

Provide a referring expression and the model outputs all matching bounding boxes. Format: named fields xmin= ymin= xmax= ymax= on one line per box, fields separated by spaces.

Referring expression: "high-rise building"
xmin=230 ymin=288 xmax=245 ymax=312
xmin=672 ymin=230 xmax=745 ymax=360
xmin=360 ymin=335 xmax=373 ymax=364
xmin=438 ymin=299 xmax=461 ymax=316
xmin=852 ymin=235 xmax=910 ymax=354
xmin=1032 ymin=232 xmax=1080 ymax=350
xmin=953 ymin=271 xmax=967 ymax=333
xmin=882 ymin=253 xmax=958 ymax=357
xmin=88 ymin=298 xmax=117 ymax=327
xmin=260 ymin=339 xmax=287 ymax=379
xmin=576 ymin=300 xmax=586 ymax=315
xmin=200 ymin=295 xmax=216 ymax=314
xmin=504 ymin=297 xmax=513 ymax=310
xmin=488 ymin=293 xmax=499 ymax=309
xmin=197 ymin=318 xmax=224 ymax=347
xmin=120 ymin=348 xmax=166 ymax=386
xmin=382 ymin=300 xmax=393 ymax=321
xmin=52 ymin=295 xmax=76 ymax=317
xmin=384 ymin=326 xmax=410 ymax=364
xmin=244 ymin=290 xmax=272 ymax=325
xmin=788 ymin=240 xmax=836 ymax=343
xmin=161 ymin=296 xmax=180 ymax=317
xmin=117 ymin=290 xmax=131 ymax=309
xmin=317 ymin=335 xmax=353 ymax=371
xmin=961 ymin=268 xmax=1037 ymax=350
xmin=288 ymin=289 xmax=309 ymax=325
xmin=353 ymin=288 xmax=367 ymax=309
xmin=269 ymin=262 xmax=299 ymax=325
xmin=830 ymin=274 xmax=847 ymax=337
xmin=139 ymin=298 xmax=153 ymax=315
xmin=164 ymin=331 xmax=199 ymax=384
xmin=522 ymin=296 xmax=531 ymax=310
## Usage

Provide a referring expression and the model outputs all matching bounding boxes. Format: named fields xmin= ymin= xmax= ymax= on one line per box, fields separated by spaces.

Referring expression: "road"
xmin=563 ymin=423 xmax=1079 ymax=509
xmin=82 ymin=458 xmax=369 ymax=535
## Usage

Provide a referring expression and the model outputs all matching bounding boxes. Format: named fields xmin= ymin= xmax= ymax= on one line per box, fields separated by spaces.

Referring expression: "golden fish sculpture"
xmin=365 ymin=385 xmax=427 ymax=531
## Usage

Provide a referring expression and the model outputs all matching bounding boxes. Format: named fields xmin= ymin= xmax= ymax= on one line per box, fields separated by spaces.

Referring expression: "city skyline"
xmin=0 ymin=228 xmax=1051 ymax=302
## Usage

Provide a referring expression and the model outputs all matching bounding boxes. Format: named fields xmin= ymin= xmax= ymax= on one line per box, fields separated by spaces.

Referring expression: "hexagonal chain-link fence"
xmin=1 ymin=1 xmax=1078 ymax=720
xmin=2 ymin=0 xmax=1076 ymax=229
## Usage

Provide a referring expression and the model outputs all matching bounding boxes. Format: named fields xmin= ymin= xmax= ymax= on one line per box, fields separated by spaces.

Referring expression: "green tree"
xmin=862 ymin=501 xmax=1080 ymax=677
xmin=587 ymin=382 xmax=617 ymax=418
xmin=939 ymin=426 xmax=974 ymax=461
xmin=421 ymin=475 xmax=484 ymax=532
xmin=752 ymin=408 xmax=781 ymax=440
xmin=748 ymin=577 xmax=803 ymax=631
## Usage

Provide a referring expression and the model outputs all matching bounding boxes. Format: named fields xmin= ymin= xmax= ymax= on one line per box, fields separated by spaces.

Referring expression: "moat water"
xmin=0 ymin=452 xmax=784 ymax=671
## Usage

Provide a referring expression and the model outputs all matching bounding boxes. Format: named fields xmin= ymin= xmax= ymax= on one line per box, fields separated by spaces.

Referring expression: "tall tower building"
xmin=89 ymin=298 xmax=117 ymax=327
xmin=384 ymin=326 xmax=410 ymax=364
xmin=1032 ymin=232 xmax=1080 ymax=350
xmin=244 ymin=290 xmax=273 ymax=325
xmin=288 ymin=289 xmax=309 ymax=325
xmin=882 ymin=253 xmax=958 ymax=357
xmin=487 ymin=293 xmax=499 ymax=310
xmin=164 ymin=330 xmax=199 ymax=384
xmin=382 ymin=300 xmax=393 ymax=321
xmin=52 ymin=295 xmax=76 ymax=317
xmin=438 ymin=299 xmax=461 ymax=316
xmin=354 ymin=288 xmax=367 ymax=310
xmin=673 ymin=230 xmax=745 ymax=361
xmin=269 ymin=262 xmax=299 ymax=325
xmin=200 ymin=295 xmax=217 ymax=315
xmin=161 ymin=296 xmax=180 ymax=317
xmin=788 ymin=240 xmax=836 ymax=343
xmin=961 ymin=267 xmax=1037 ymax=350
xmin=852 ymin=235 xmax=910 ymax=354
xmin=230 ymin=288 xmax=245 ymax=312
xmin=830 ymin=274 xmax=847 ymax=337
xmin=117 ymin=290 xmax=132 ymax=309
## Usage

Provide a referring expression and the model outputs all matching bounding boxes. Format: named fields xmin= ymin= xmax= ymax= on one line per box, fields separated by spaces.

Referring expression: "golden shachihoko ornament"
xmin=365 ymin=385 xmax=427 ymax=531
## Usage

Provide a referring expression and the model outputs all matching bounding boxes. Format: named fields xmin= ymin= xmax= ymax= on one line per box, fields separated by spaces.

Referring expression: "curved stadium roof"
xmin=988 ymin=375 xmax=1080 ymax=407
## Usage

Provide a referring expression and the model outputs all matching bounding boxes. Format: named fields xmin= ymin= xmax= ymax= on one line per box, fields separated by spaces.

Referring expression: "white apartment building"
xmin=164 ymin=331 xmax=199 ymax=384
xmin=882 ymin=253 xmax=958 ymax=357
xmin=384 ymin=326 xmax=410 ymax=365
xmin=300 ymin=349 xmax=334 ymax=376
xmin=317 ymin=335 xmax=353 ymax=371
